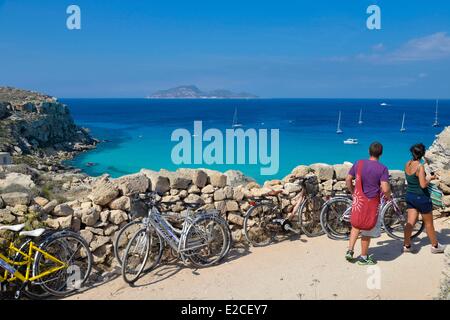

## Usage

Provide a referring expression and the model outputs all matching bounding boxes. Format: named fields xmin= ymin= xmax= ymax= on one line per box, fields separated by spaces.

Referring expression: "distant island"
xmin=146 ymin=85 xmax=258 ymax=99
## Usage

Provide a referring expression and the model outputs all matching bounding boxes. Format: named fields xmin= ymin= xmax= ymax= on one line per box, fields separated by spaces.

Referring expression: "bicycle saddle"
xmin=0 ymin=224 xmax=25 ymax=232
xmin=19 ymin=229 xmax=46 ymax=238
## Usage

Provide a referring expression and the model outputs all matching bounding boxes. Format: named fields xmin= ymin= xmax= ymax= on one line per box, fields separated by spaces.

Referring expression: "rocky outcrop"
xmin=0 ymin=87 xmax=97 ymax=161
xmin=426 ymin=126 xmax=450 ymax=173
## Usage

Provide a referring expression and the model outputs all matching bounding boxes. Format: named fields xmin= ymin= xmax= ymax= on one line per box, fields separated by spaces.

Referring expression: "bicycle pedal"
xmin=14 ymin=290 xmax=21 ymax=300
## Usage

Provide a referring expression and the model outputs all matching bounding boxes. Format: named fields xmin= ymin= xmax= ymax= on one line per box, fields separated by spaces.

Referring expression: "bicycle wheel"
xmin=113 ymin=219 xmax=144 ymax=268
xmin=12 ymin=238 xmax=50 ymax=300
xmin=320 ymin=197 xmax=352 ymax=240
xmin=122 ymin=227 xmax=163 ymax=284
xmin=299 ymin=195 xmax=326 ymax=237
xmin=183 ymin=214 xmax=230 ymax=268
xmin=382 ymin=198 xmax=425 ymax=240
xmin=33 ymin=231 xmax=92 ymax=297
xmin=243 ymin=203 xmax=279 ymax=247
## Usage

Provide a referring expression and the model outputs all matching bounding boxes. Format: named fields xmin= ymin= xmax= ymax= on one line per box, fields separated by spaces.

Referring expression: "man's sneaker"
xmin=402 ymin=245 xmax=413 ymax=253
xmin=431 ymin=243 xmax=446 ymax=254
xmin=357 ymin=255 xmax=377 ymax=265
xmin=345 ymin=249 xmax=355 ymax=262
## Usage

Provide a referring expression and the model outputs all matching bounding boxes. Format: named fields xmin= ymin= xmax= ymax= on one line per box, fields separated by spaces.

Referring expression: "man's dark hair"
xmin=410 ymin=143 xmax=426 ymax=161
xmin=369 ymin=142 xmax=383 ymax=158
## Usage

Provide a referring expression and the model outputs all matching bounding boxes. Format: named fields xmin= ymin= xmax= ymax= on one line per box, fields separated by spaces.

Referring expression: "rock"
xmin=89 ymin=180 xmax=119 ymax=206
xmin=80 ymin=229 xmax=94 ymax=244
xmin=389 ymin=170 xmax=405 ymax=181
xmin=184 ymin=194 xmax=204 ymax=205
xmin=179 ymin=190 xmax=188 ymax=198
xmin=71 ymin=217 xmax=81 ymax=232
xmin=0 ymin=197 xmax=4 ymax=209
xmin=214 ymin=201 xmax=227 ymax=214
xmin=104 ymin=225 xmax=118 ymax=236
xmin=162 ymin=195 xmax=180 ymax=203
xmin=322 ymin=180 xmax=333 ymax=192
xmin=333 ymin=181 xmax=347 ymax=191
xmin=187 ymin=185 xmax=200 ymax=194
xmin=100 ymin=210 xmax=110 ymax=223
xmin=439 ymin=171 xmax=450 ymax=188
xmin=81 ymin=208 xmax=100 ymax=226
xmin=108 ymin=196 xmax=131 ymax=211
xmin=233 ymin=187 xmax=245 ymax=201
xmin=224 ymin=186 xmax=234 ymax=199
xmin=53 ymin=203 xmax=74 ymax=217
xmin=284 ymin=183 xmax=301 ymax=193
xmin=425 ymin=126 xmax=450 ymax=172
xmin=438 ymin=181 xmax=450 ymax=195
xmin=90 ymin=235 xmax=111 ymax=252
xmin=0 ymin=173 xmax=35 ymax=192
xmin=227 ymin=213 xmax=244 ymax=226
xmin=443 ymin=195 xmax=450 ymax=207
xmin=208 ymin=172 xmax=227 ymax=187
xmin=45 ymin=217 xmax=60 ymax=229
xmin=1 ymin=192 xmax=30 ymax=206
xmin=214 ymin=189 xmax=226 ymax=201
xmin=11 ymin=205 xmax=27 ymax=216
xmin=292 ymin=165 xmax=311 ymax=178
xmin=0 ymin=209 xmax=16 ymax=224
xmin=170 ymin=177 xmax=191 ymax=190
xmin=224 ymin=170 xmax=255 ymax=187
xmin=333 ymin=163 xmax=352 ymax=181
xmin=226 ymin=200 xmax=239 ymax=212
xmin=310 ymin=163 xmax=335 ymax=181
xmin=109 ymin=210 xmax=128 ymax=225
xmin=140 ymin=169 xmax=171 ymax=194
xmin=113 ymin=173 xmax=149 ymax=195
xmin=33 ymin=196 xmax=49 ymax=207
xmin=57 ymin=215 xmax=72 ymax=229
xmin=81 ymin=201 xmax=92 ymax=209
xmin=201 ymin=185 xmax=215 ymax=194
xmin=193 ymin=170 xmax=208 ymax=188
xmin=92 ymin=244 xmax=112 ymax=265
xmin=231 ymin=229 xmax=243 ymax=242
xmin=42 ymin=199 xmax=58 ymax=214
xmin=85 ymin=226 xmax=104 ymax=236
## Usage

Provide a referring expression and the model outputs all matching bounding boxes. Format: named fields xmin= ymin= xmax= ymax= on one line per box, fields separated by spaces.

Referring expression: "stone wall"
xmin=1 ymin=162 xmax=425 ymax=272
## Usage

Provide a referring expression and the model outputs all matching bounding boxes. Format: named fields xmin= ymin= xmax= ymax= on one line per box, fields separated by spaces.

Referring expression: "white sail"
xmin=400 ymin=113 xmax=406 ymax=132
xmin=433 ymin=100 xmax=439 ymax=127
xmin=232 ymin=107 xmax=242 ymax=128
xmin=358 ymin=108 xmax=363 ymax=125
xmin=336 ymin=111 xmax=343 ymax=134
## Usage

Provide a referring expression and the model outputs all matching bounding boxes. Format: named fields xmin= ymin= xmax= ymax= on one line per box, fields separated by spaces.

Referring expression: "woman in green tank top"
xmin=403 ymin=143 xmax=445 ymax=254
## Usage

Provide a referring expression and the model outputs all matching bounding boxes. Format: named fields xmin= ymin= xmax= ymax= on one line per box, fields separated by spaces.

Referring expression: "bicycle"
xmin=320 ymin=193 xmax=424 ymax=240
xmin=114 ymin=193 xmax=232 ymax=269
xmin=0 ymin=224 xmax=93 ymax=299
xmin=121 ymin=192 xmax=232 ymax=284
xmin=243 ymin=176 xmax=325 ymax=247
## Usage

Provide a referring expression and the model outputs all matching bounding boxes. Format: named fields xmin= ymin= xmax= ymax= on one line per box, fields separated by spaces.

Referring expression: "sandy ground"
xmin=67 ymin=217 xmax=450 ymax=300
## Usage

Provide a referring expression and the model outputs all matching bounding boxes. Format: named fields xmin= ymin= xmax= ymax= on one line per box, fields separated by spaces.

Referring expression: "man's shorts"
xmin=360 ymin=212 xmax=382 ymax=238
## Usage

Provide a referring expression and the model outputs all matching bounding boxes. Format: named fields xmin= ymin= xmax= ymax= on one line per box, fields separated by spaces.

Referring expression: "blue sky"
xmin=1 ymin=0 xmax=450 ymax=98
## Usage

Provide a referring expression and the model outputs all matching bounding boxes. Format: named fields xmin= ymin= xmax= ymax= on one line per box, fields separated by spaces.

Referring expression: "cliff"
xmin=0 ymin=87 xmax=97 ymax=163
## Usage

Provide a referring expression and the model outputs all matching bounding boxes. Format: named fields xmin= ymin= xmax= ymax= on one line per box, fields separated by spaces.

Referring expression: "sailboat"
xmin=232 ymin=107 xmax=243 ymax=128
xmin=400 ymin=113 xmax=406 ymax=132
xmin=358 ymin=108 xmax=363 ymax=125
xmin=432 ymin=100 xmax=440 ymax=127
xmin=336 ymin=111 xmax=343 ymax=134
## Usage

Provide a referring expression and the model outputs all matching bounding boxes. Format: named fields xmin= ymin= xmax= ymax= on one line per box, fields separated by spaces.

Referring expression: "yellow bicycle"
xmin=0 ymin=224 xmax=92 ymax=299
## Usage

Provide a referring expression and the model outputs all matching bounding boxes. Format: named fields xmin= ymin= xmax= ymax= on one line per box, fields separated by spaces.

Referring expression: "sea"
xmin=62 ymin=98 xmax=449 ymax=184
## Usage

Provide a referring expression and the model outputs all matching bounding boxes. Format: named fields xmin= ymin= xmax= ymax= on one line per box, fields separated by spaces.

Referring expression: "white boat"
xmin=232 ymin=107 xmax=243 ymax=128
xmin=358 ymin=108 xmax=363 ymax=125
xmin=400 ymin=113 xmax=406 ymax=132
xmin=344 ymin=138 xmax=359 ymax=145
xmin=336 ymin=111 xmax=343 ymax=134
xmin=380 ymin=102 xmax=389 ymax=107
xmin=432 ymin=99 xmax=440 ymax=127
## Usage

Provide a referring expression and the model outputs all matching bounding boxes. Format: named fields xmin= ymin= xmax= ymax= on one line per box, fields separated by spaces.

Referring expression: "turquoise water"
xmin=63 ymin=98 xmax=449 ymax=184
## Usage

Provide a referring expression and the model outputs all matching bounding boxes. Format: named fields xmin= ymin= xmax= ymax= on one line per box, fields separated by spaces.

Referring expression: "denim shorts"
xmin=406 ymin=192 xmax=433 ymax=214
xmin=361 ymin=212 xmax=382 ymax=238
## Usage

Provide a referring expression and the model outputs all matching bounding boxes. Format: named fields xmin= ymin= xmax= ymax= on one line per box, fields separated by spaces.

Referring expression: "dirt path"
xmin=67 ymin=218 xmax=449 ymax=300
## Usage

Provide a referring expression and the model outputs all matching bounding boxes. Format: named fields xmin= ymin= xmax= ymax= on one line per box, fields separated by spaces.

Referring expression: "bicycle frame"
xmin=0 ymin=241 xmax=66 ymax=283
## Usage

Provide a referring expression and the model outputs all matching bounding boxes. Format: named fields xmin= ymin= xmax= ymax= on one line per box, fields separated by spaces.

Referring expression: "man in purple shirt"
xmin=345 ymin=142 xmax=392 ymax=265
